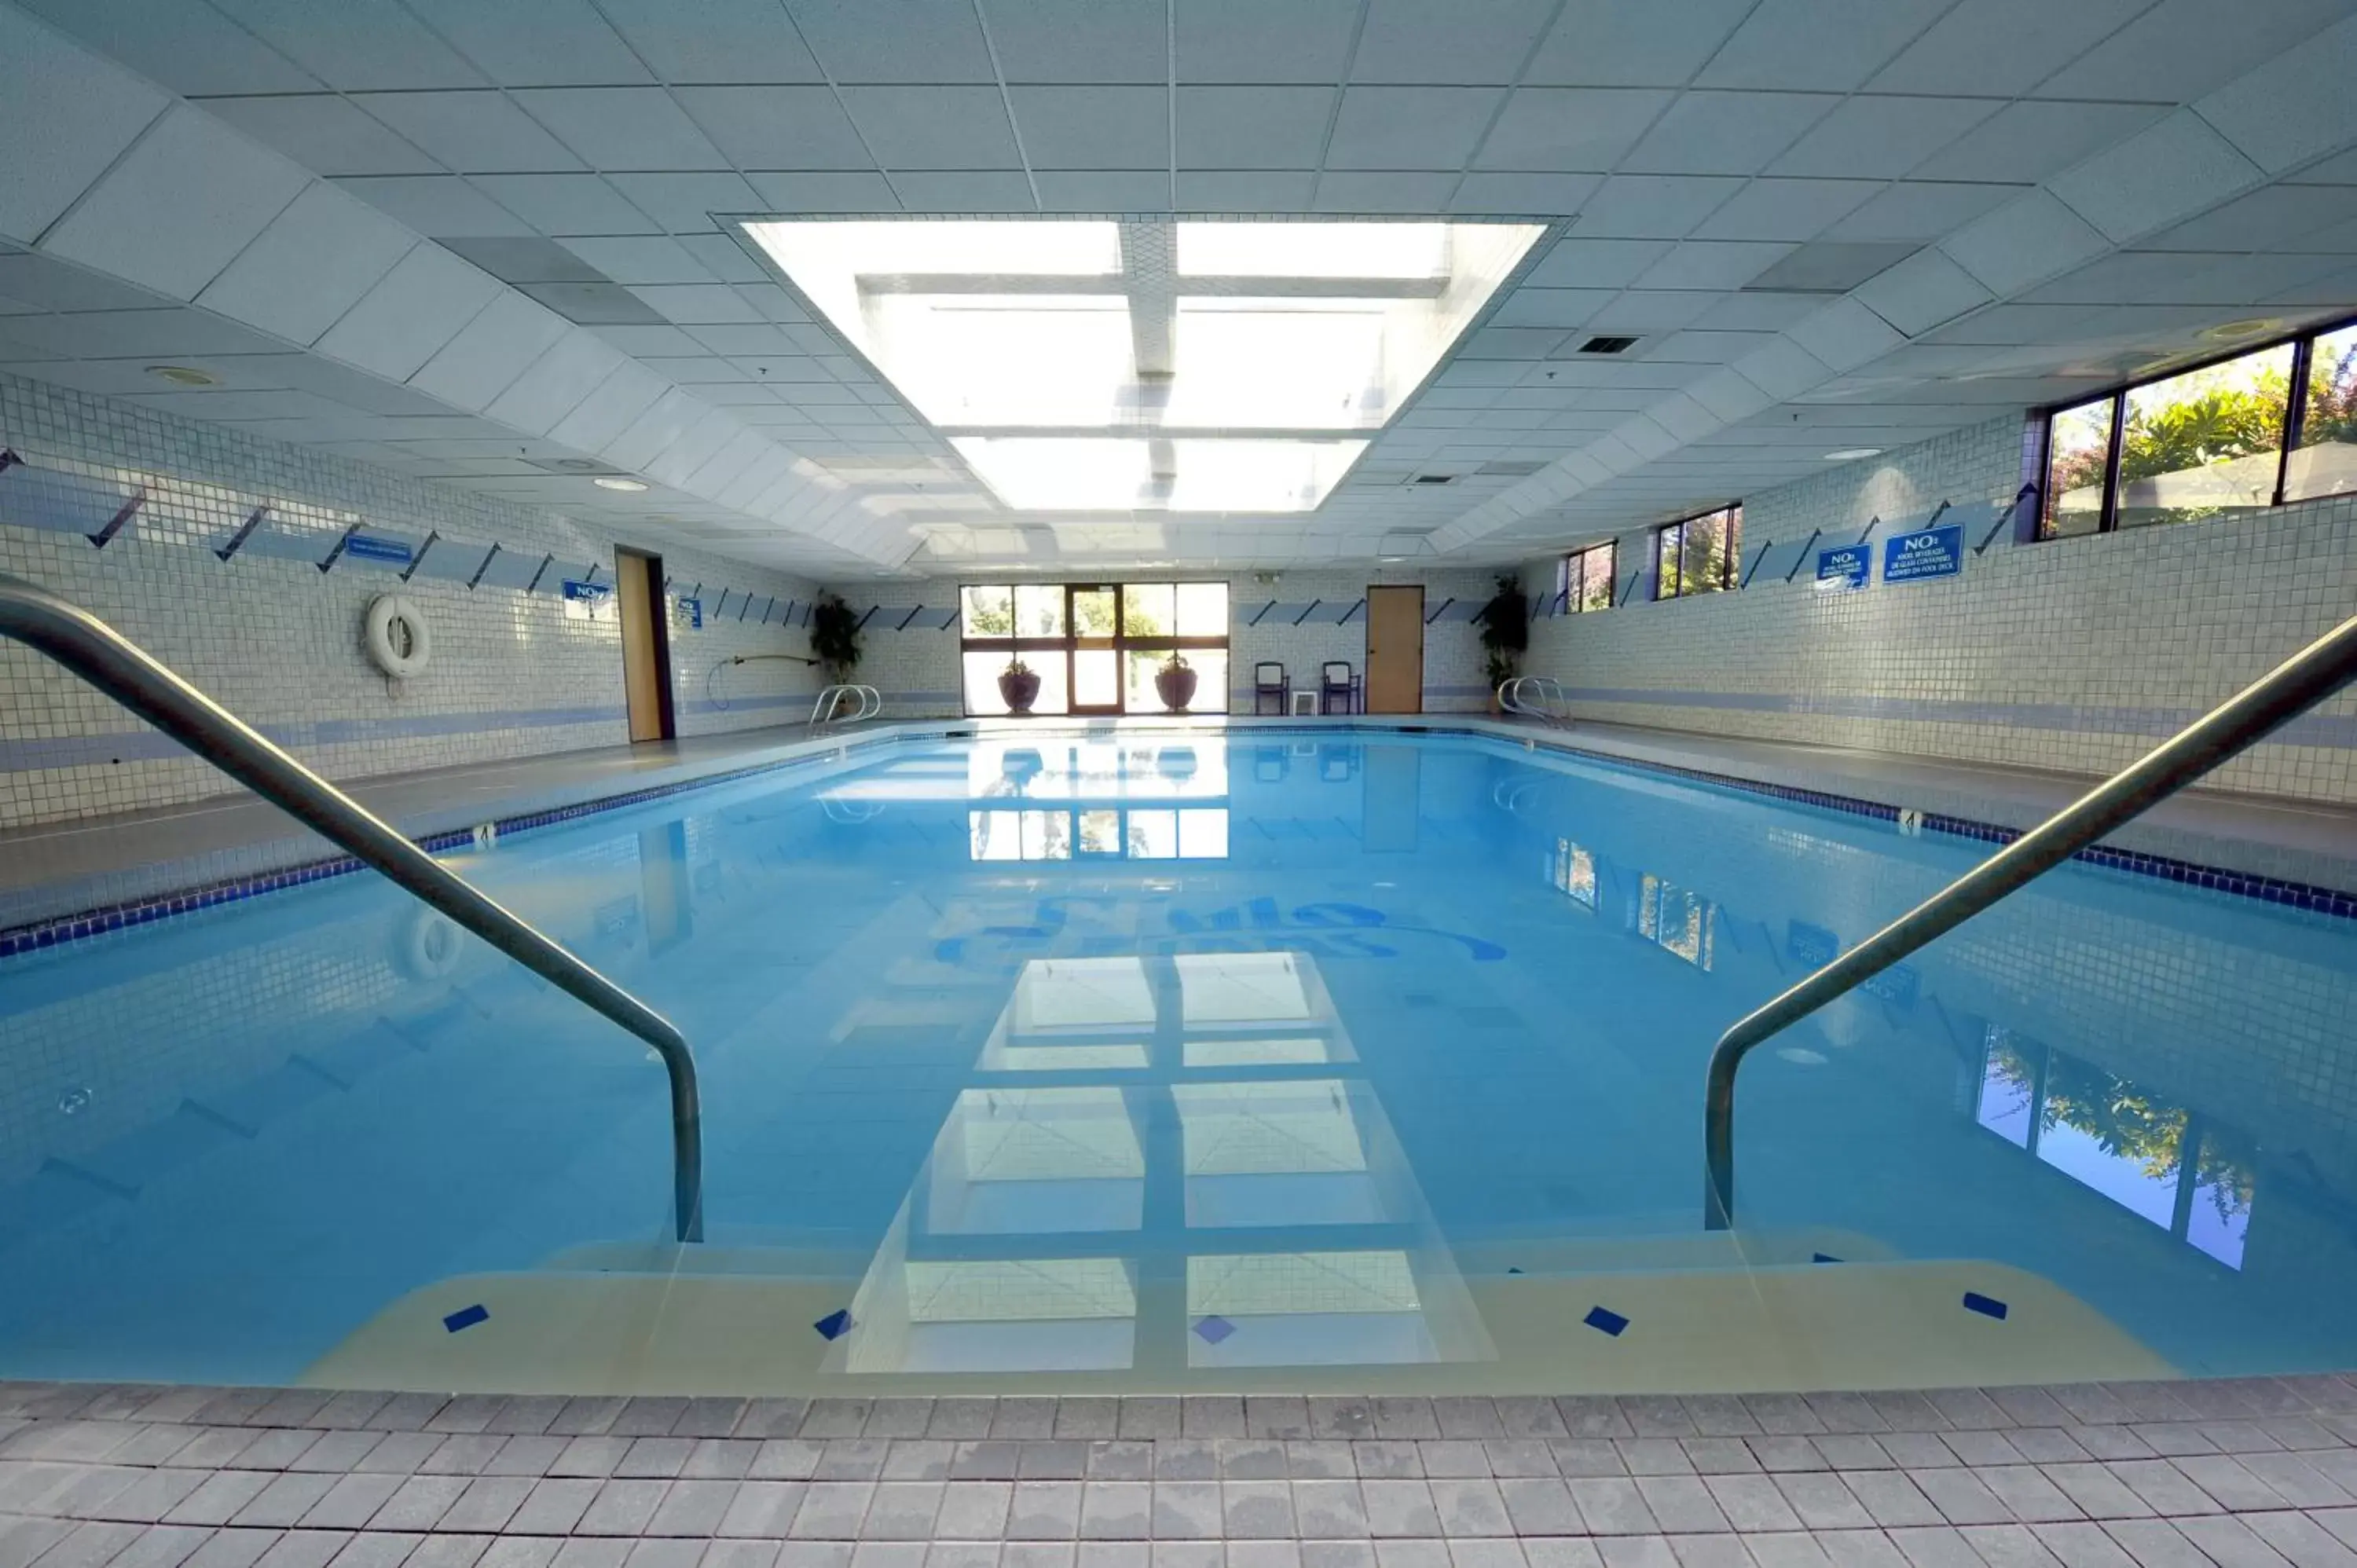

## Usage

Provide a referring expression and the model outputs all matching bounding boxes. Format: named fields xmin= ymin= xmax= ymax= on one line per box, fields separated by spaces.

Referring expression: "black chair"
xmin=1253 ymin=661 xmax=1289 ymax=715
xmin=1320 ymin=661 xmax=1355 ymax=715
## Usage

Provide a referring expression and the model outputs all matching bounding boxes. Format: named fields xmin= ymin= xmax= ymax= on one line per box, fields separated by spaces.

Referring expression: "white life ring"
xmin=394 ymin=907 xmax=464 ymax=981
xmin=365 ymin=594 xmax=431 ymax=679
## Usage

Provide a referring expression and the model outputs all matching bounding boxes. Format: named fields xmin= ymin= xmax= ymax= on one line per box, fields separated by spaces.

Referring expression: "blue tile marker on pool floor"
xmin=442 ymin=1304 xmax=488 ymax=1333
xmin=1963 ymin=1291 xmax=2009 ymax=1320
xmin=814 ymin=1308 xmax=855 ymax=1341
xmin=1193 ymin=1315 xmax=1235 ymax=1345
xmin=1584 ymin=1306 xmax=1629 ymax=1336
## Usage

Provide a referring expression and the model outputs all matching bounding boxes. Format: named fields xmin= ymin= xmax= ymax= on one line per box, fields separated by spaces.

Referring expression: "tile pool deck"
xmin=6 ymin=1379 xmax=2357 ymax=1568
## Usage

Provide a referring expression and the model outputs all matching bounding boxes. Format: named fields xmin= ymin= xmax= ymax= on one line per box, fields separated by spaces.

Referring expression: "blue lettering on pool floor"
xmin=1962 ymin=1291 xmax=2008 ymax=1320
xmin=442 ymin=1303 xmax=488 ymax=1332
xmin=1584 ymin=1306 xmax=1629 ymax=1336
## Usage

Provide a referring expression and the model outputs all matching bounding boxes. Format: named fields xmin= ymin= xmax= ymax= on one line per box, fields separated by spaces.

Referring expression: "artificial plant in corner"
xmin=808 ymin=591 xmax=863 ymax=683
xmin=1474 ymin=572 xmax=1530 ymax=698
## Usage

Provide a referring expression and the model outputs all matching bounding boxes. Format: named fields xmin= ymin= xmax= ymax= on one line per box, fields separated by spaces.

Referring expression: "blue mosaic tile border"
xmin=4 ymin=717 xmax=2352 ymax=960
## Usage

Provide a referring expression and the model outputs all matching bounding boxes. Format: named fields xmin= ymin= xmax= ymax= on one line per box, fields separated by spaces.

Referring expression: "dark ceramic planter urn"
xmin=1155 ymin=662 xmax=1199 ymax=713
xmin=999 ymin=668 xmax=1041 ymax=713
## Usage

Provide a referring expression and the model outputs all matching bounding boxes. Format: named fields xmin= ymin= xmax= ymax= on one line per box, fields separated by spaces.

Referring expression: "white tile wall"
xmin=842 ymin=568 xmax=1505 ymax=719
xmin=0 ymin=371 xmax=820 ymax=830
xmin=1523 ymin=413 xmax=2357 ymax=807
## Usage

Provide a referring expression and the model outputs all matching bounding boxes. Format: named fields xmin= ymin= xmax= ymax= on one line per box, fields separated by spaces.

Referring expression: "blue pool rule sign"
xmin=1883 ymin=523 xmax=1963 ymax=584
xmin=680 ymin=597 xmax=703 ymax=628
xmin=1815 ymin=544 xmax=1870 ymax=591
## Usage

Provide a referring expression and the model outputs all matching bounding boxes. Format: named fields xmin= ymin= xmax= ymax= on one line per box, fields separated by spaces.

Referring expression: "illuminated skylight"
xmin=739 ymin=217 xmax=1544 ymax=515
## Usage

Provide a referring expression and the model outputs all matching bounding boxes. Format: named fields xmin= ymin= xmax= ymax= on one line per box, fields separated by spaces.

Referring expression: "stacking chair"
xmin=1320 ymin=661 xmax=1356 ymax=714
xmin=1253 ymin=661 xmax=1289 ymax=714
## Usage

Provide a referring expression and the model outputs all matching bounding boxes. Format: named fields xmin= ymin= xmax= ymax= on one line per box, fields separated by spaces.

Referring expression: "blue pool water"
xmin=3 ymin=729 xmax=2355 ymax=1387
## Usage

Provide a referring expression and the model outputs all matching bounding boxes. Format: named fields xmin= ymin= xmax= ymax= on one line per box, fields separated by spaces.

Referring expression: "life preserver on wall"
xmin=364 ymin=594 xmax=432 ymax=679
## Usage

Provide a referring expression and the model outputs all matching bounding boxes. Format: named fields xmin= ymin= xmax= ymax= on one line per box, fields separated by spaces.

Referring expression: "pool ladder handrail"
xmin=1498 ymin=673 xmax=1573 ymax=726
xmin=810 ymin=682 xmax=881 ymax=727
xmin=0 ymin=573 xmax=704 ymax=1243
xmin=1703 ymin=608 xmax=2357 ymax=1231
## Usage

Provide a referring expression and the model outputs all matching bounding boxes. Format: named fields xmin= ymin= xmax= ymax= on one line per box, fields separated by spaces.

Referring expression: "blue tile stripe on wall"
xmin=4 ymin=719 xmax=2351 ymax=961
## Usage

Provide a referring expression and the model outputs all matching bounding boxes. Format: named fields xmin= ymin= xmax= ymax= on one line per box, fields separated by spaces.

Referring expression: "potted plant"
xmin=809 ymin=591 xmax=862 ymax=683
xmin=1154 ymin=650 xmax=1199 ymax=713
xmin=1473 ymin=573 xmax=1530 ymax=713
xmin=998 ymin=655 xmax=1041 ymax=714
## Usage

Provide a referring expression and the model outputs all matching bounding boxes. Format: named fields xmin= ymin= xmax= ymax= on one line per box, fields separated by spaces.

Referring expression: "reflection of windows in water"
xmin=1551 ymin=839 xmax=1596 ymax=911
xmin=969 ymin=807 xmax=1226 ymax=861
xmin=1637 ymin=874 xmax=1711 ymax=969
xmin=1971 ymin=1024 xmax=2254 ymax=1269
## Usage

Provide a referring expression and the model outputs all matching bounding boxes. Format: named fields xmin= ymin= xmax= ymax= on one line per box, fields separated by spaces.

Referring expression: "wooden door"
xmin=615 ymin=549 xmax=674 ymax=742
xmin=1364 ymin=585 xmax=1424 ymax=714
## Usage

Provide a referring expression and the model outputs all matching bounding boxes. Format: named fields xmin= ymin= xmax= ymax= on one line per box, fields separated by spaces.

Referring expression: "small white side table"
xmin=1289 ymin=691 xmax=1318 ymax=716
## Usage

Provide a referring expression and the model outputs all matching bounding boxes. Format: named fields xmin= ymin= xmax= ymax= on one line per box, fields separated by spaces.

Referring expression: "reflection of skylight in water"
xmin=739 ymin=217 xmax=1541 ymax=513
xmin=1178 ymin=952 xmax=1314 ymax=1024
xmin=1186 ymin=1251 xmax=1436 ymax=1368
xmin=1184 ymin=1038 xmax=1342 ymax=1068
xmin=1175 ymin=1080 xmax=1367 ymax=1176
xmin=1012 ymin=958 xmax=1154 ymax=1031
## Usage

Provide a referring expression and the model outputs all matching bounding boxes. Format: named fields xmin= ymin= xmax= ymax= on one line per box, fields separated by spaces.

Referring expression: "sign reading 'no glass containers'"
xmin=1882 ymin=523 xmax=1963 ymax=584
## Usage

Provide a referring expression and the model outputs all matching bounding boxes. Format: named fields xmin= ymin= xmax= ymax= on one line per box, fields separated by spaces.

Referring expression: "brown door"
xmin=614 ymin=548 xmax=675 ymax=742
xmin=1364 ymin=585 xmax=1424 ymax=714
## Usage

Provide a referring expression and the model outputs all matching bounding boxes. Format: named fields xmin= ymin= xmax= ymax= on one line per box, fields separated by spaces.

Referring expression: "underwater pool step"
xmin=309 ymin=1255 xmax=2166 ymax=1396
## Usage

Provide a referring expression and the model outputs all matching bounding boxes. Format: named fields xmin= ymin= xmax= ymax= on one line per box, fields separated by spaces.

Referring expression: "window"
xmin=2037 ymin=317 xmax=2357 ymax=537
xmin=1562 ymin=540 xmax=1616 ymax=612
xmin=1653 ymin=505 xmax=1740 ymax=599
xmin=960 ymin=581 xmax=1230 ymax=716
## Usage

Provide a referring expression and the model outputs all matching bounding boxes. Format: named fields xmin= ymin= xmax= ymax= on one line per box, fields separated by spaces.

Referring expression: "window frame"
xmin=2033 ymin=312 xmax=2357 ymax=540
xmin=1651 ymin=504 xmax=1742 ymax=601
xmin=1560 ymin=540 xmax=1617 ymax=613
xmin=959 ymin=578 xmax=1231 ymax=717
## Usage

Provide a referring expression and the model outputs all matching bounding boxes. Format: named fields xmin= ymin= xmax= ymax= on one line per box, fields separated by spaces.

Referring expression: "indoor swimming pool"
xmin=3 ymin=729 xmax=2353 ymax=1396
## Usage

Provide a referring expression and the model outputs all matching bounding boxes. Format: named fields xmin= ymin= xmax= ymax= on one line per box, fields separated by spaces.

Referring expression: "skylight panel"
xmin=1177 ymin=222 xmax=1450 ymax=280
xmin=950 ymin=437 xmax=1366 ymax=512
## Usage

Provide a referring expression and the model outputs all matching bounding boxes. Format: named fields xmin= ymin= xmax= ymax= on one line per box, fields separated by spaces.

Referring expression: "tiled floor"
xmin=6 ymin=1381 xmax=2357 ymax=1568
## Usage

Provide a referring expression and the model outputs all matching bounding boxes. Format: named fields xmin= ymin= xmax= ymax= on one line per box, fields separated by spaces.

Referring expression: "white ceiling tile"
xmin=1350 ymin=0 xmax=1556 ymax=83
xmin=1312 ymin=171 xmax=1459 ymax=213
xmin=1009 ymin=86 xmax=1171 ymax=170
xmin=2035 ymin=0 xmax=2354 ymax=104
xmin=558 ymin=236 xmax=720 ymax=285
xmin=1851 ymin=246 xmax=1992 ymax=335
xmin=2286 ymin=148 xmax=2357 ymax=185
xmin=687 ymin=325 xmax=802 ymax=356
xmin=885 ymin=171 xmax=1040 ymax=212
xmin=407 ymin=290 xmax=574 ymax=409
xmin=1585 ymin=290 xmax=1724 ymax=331
xmin=2049 ymin=109 xmax=2264 ymax=244
xmin=2152 ymin=184 xmax=2357 ymax=253
xmin=1687 ymin=367 xmax=1774 ymax=422
xmin=207 ymin=0 xmax=485 ymax=90
xmin=482 ymin=330 xmax=628 ymax=434
xmin=629 ymin=284 xmax=764 ymax=324
xmin=1449 ymin=172 xmax=1599 ymax=214
xmin=1571 ymin=175 xmax=1743 ymax=239
xmin=20 ymin=0 xmax=317 ymax=95
xmin=1824 ymin=180 xmax=2015 ymax=243
xmin=1175 ymin=87 xmax=1335 ymax=171
xmin=1691 ymin=291 xmax=1835 ymax=332
xmin=1937 ymin=190 xmax=2110 ymax=296
xmin=255 ymin=349 xmax=456 ymax=414
xmin=1524 ymin=237 xmax=1673 ymax=288
xmin=673 ymin=233 xmax=772 ymax=284
xmin=1490 ymin=288 xmax=1615 ymax=328
xmin=196 ymin=183 xmax=416 ymax=345
xmin=401 ymin=0 xmax=649 ymax=86
xmin=586 ymin=324 xmax=706 ymax=356
xmin=0 ymin=253 xmax=170 ymax=313
xmin=984 ymin=0 xmax=1166 ymax=82
xmin=198 ymin=95 xmax=438 ymax=179
xmin=644 ymin=355 xmax=748 ymax=383
xmin=1475 ymin=89 xmax=1671 ymax=172
xmin=335 ymin=174 xmax=537 ymax=237
xmin=645 ymin=410 xmax=746 ymax=486
xmin=1462 ymin=325 xmax=1571 ymax=358
xmin=1621 ymin=91 xmax=1838 ymax=177
xmin=1644 ymin=328 xmax=1781 ymax=363
xmin=43 ymin=105 xmax=308 ymax=302
xmin=674 ymin=87 xmax=873 ymax=171
xmin=313 ymin=243 xmax=502 ymax=379
xmin=1326 ymin=87 xmax=1504 ymax=170
xmin=1523 ymin=0 xmax=1757 ymax=86
xmin=514 ymin=89 xmax=729 ymax=173
xmin=1768 ymin=96 xmax=2006 ymax=181
xmin=593 ymin=0 xmax=823 ymax=83
xmin=603 ymin=174 xmax=765 ymax=233
xmin=354 ymin=91 xmax=585 ymax=175
xmin=473 ymin=174 xmax=661 ymax=236
xmin=2197 ymin=13 xmax=2357 ymax=178
xmin=744 ymin=172 xmax=903 ymax=212
xmin=1869 ymin=0 xmax=2147 ymax=96
xmin=1034 ymin=170 xmax=1175 ymax=211
xmin=1912 ymin=101 xmax=2172 ymax=186
xmin=0 ymin=4 xmax=169 ymax=246
xmin=1633 ymin=240 xmax=1795 ymax=291
xmin=1174 ymin=170 xmax=1318 ymax=210
xmin=787 ymin=0 xmax=996 ymax=82
xmin=1689 ymin=178 xmax=1882 ymax=244
xmin=838 ymin=86 xmax=1022 ymax=170
xmin=1785 ymin=296 xmax=1906 ymax=370
xmin=1698 ymin=0 xmax=1957 ymax=92
xmin=0 ymin=306 xmax=288 ymax=361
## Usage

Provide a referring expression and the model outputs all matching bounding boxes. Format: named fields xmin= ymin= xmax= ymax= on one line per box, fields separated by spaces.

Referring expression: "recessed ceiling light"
xmin=145 ymin=365 xmax=218 ymax=387
xmin=739 ymin=216 xmax=1544 ymax=514
xmin=1823 ymin=448 xmax=1882 ymax=461
xmin=2200 ymin=317 xmax=2278 ymax=343
xmin=592 ymin=476 xmax=649 ymax=492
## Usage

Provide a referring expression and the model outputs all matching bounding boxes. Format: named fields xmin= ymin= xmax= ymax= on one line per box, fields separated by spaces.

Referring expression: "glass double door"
xmin=1065 ymin=584 xmax=1121 ymax=714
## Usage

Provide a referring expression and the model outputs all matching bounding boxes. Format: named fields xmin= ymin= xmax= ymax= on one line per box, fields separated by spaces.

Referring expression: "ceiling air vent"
xmin=1575 ymin=335 xmax=1638 ymax=355
xmin=1407 ymin=471 xmax=1460 ymax=485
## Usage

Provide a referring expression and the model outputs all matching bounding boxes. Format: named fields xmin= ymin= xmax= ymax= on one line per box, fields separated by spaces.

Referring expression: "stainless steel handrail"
xmin=810 ymin=683 xmax=880 ymax=726
xmin=0 ymin=573 xmax=704 ymax=1242
xmin=1703 ymin=609 xmax=2357 ymax=1230
xmin=1499 ymin=673 xmax=1572 ymax=726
